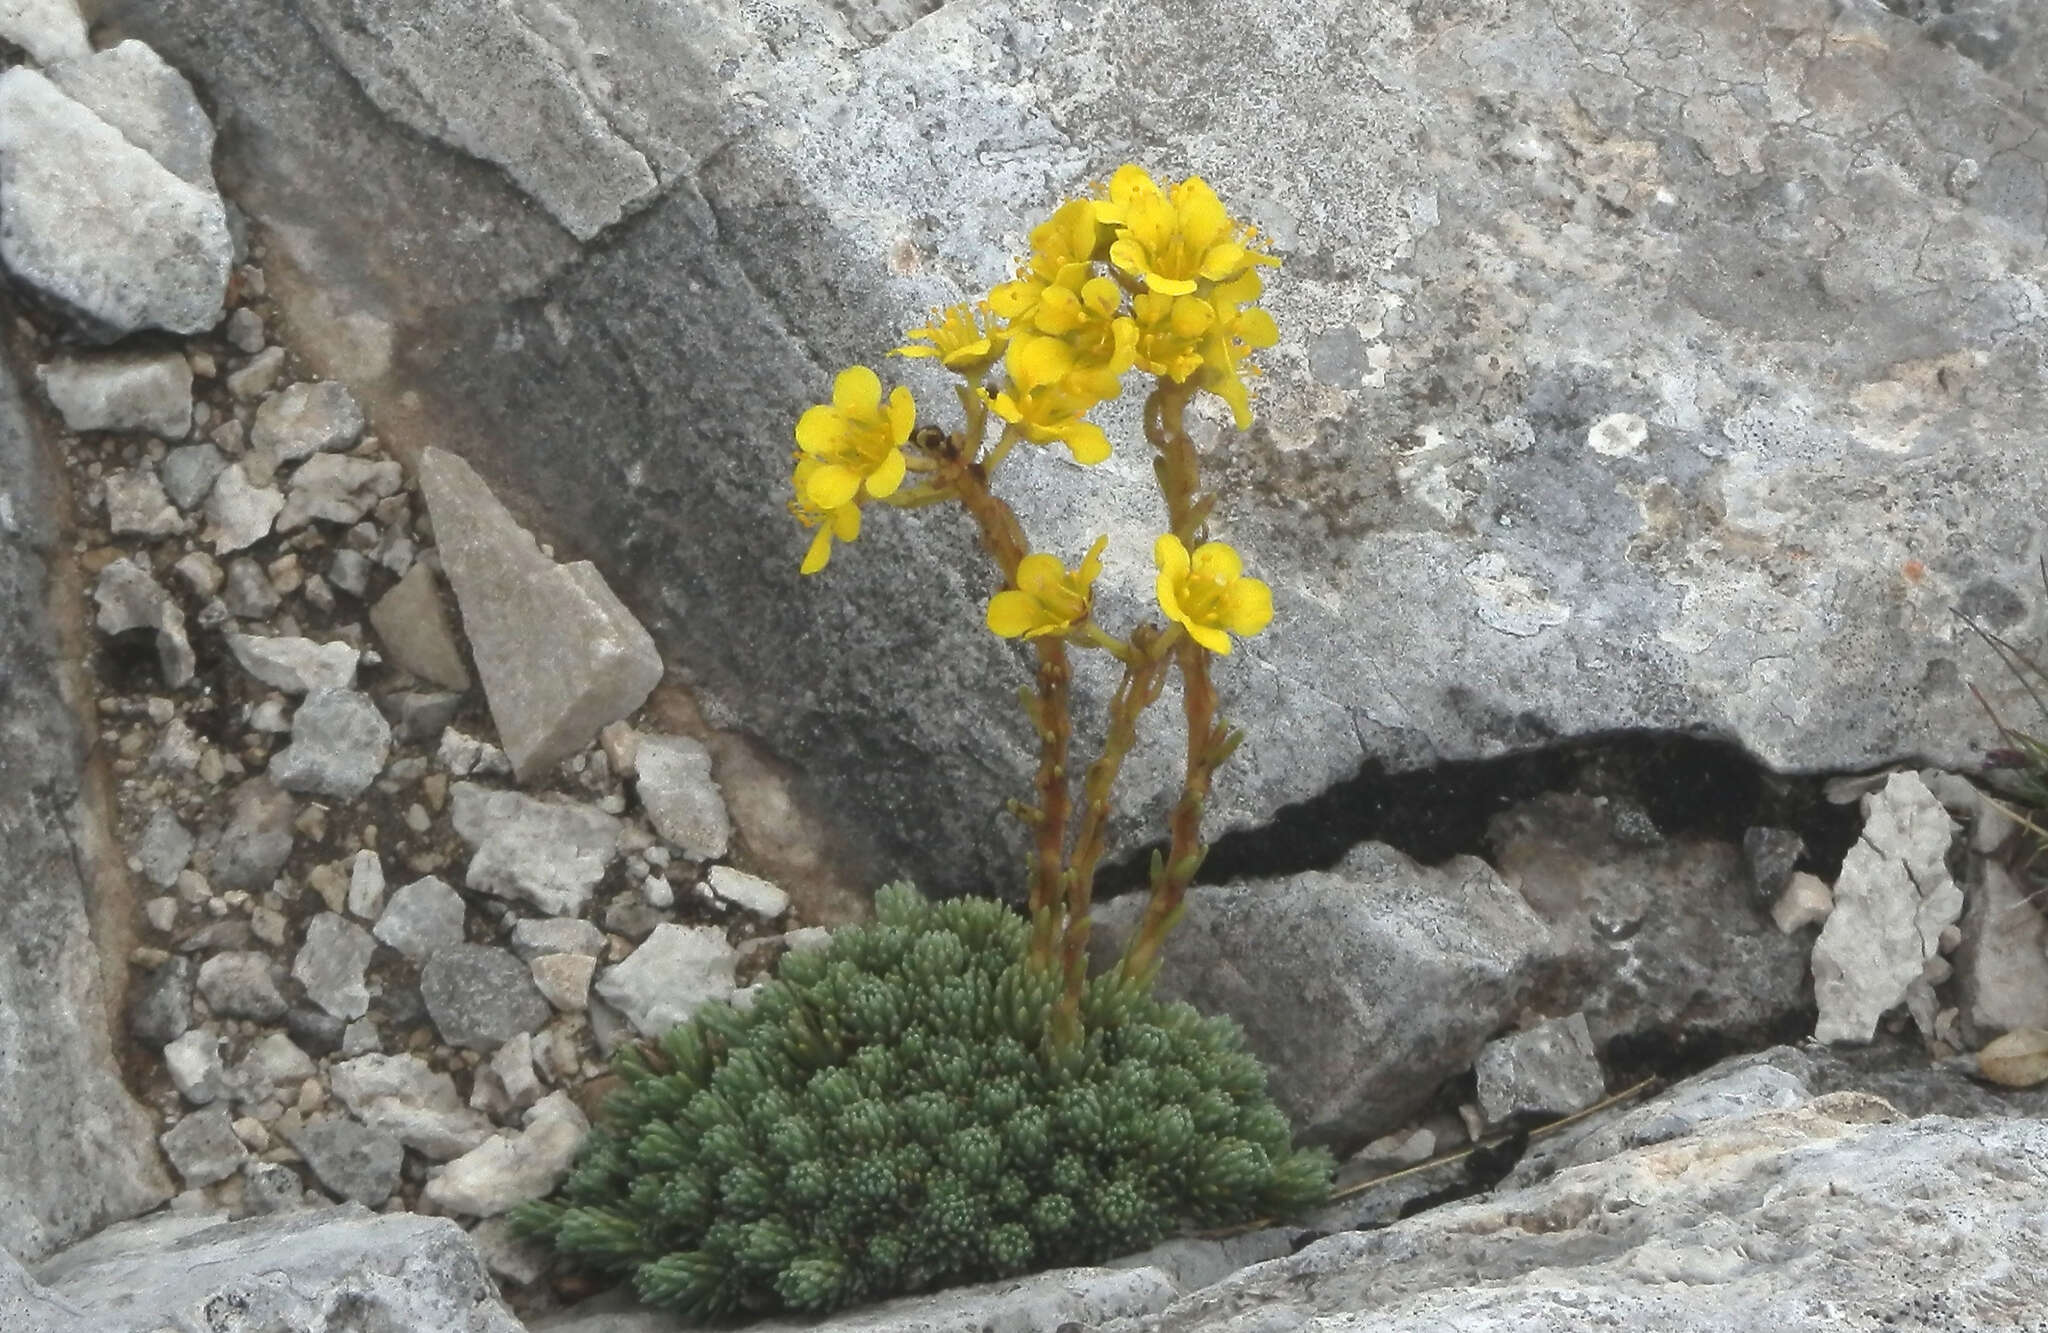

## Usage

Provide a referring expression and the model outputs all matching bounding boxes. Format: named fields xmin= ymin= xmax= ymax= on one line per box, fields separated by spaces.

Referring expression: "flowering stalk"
xmin=784 ymin=167 xmax=1281 ymax=1047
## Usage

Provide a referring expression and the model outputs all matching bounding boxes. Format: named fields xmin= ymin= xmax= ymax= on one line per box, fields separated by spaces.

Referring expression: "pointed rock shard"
xmin=419 ymin=448 xmax=661 ymax=779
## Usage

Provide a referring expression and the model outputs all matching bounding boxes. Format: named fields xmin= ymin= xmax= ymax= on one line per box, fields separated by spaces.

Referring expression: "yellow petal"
xmin=865 ymin=447 xmax=907 ymax=498
xmin=1144 ymin=271 xmax=1197 ymax=298
xmin=1080 ymin=276 xmax=1122 ymax=317
xmin=891 ymin=344 xmax=938 ymax=360
xmin=1155 ymin=571 xmax=1185 ymax=624
xmin=1154 ymin=533 xmax=1191 ymax=581
xmin=1191 ymin=540 xmax=1244 ymax=583
xmin=801 ymin=527 xmax=833 ymax=575
xmin=986 ymin=590 xmax=1044 ymax=638
xmin=1034 ymin=285 xmax=1084 ymax=335
xmin=1235 ymin=307 xmax=1279 ymax=348
xmin=1201 ymin=241 xmax=1247 ymax=281
xmin=1061 ymin=423 xmax=1111 ymax=465
xmin=1015 ymin=552 xmax=1066 ymax=597
xmin=832 ymin=504 xmax=862 ymax=540
xmin=1222 ymin=577 xmax=1274 ymax=636
xmin=886 ymin=385 xmax=915 ymax=441
xmin=1010 ymin=336 xmax=1074 ymax=388
xmin=1109 ymin=164 xmax=1159 ymax=208
xmin=833 ymin=365 xmax=882 ymax=414
xmin=805 ymin=463 xmax=861 ymax=511
xmin=1108 ymin=237 xmax=1149 ymax=281
xmin=1187 ymin=620 xmax=1233 ymax=655
xmin=988 ymin=391 xmax=1024 ymax=424
xmin=1175 ymin=178 xmax=1230 ymax=246
xmin=989 ymin=281 xmax=1036 ymax=319
xmin=795 ymin=405 xmax=842 ymax=454
xmin=1077 ymin=535 xmax=1108 ymax=588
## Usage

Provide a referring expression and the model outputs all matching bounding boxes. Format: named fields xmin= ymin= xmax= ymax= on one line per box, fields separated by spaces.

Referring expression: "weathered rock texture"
xmin=0 ymin=354 xmax=172 ymax=1260
xmin=100 ymin=0 xmax=2048 ymax=897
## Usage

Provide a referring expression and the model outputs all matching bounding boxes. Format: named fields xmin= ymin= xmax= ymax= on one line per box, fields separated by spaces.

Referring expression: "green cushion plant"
xmin=515 ymin=166 xmax=1335 ymax=1317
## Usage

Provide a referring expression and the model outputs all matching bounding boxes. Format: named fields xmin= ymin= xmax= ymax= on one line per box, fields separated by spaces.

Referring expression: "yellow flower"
xmin=986 ymin=377 xmax=1113 ymax=466
xmin=788 ymin=458 xmax=863 ymax=575
xmin=893 ymin=302 xmax=1007 ymax=379
xmin=1007 ymin=274 xmax=1137 ymax=405
xmin=794 ymin=366 xmax=915 ymax=510
xmin=988 ymin=197 xmax=1120 ymax=325
xmin=986 ymin=536 xmax=1108 ymax=639
xmin=1196 ymin=272 xmax=1280 ymax=429
xmin=1154 ymin=535 xmax=1272 ymax=655
xmin=1107 ymin=166 xmax=1273 ymax=297
xmin=1131 ymin=291 xmax=1214 ymax=382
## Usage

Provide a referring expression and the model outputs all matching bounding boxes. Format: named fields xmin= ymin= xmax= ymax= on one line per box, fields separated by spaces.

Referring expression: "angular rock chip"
xmin=227 ymin=633 xmax=359 ymax=693
xmin=421 ymin=944 xmax=552 ymax=1052
xmin=46 ymin=39 xmax=216 ymax=187
xmin=0 ymin=67 xmax=229 ymax=337
xmin=369 ymin=560 xmax=472 ymax=690
xmin=293 ymin=911 xmax=376 ymax=1020
xmin=195 ymin=950 xmax=287 ymax=1022
xmin=102 ymin=468 xmax=181 ymax=538
xmin=594 ymin=923 xmax=738 ymax=1039
xmin=635 ymin=734 xmax=731 ymax=861
xmin=372 ymin=874 xmax=468 ymax=961
xmin=91 ymin=557 xmax=193 ymax=687
xmin=329 ymin=1052 xmax=492 ymax=1161
xmin=707 ymin=865 xmax=788 ymax=920
xmin=250 ymin=380 xmax=364 ymax=469
xmin=287 ymin=1117 xmax=403 ymax=1207
xmin=0 ymin=0 xmax=89 ymax=65
xmin=276 ymin=453 xmax=403 ymax=532
xmin=159 ymin=1108 xmax=247 ymax=1188
xmin=421 ymin=1091 xmax=588 ymax=1217
xmin=204 ymin=463 xmax=284 ymax=554
xmin=269 ymin=688 xmax=391 ymax=800
xmin=134 ymin=807 xmax=194 ymax=888
xmin=508 ymin=916 xmax=605 ymax=961
xmin=1474 ymin=1013 xmax=1606 ymax=1128
xmin=159 ymin=443 xmax=226 ymax=511
xmin=421 ymin=447 xmax=661 ymax=779
xmin=450 ymin=782 xmax=620 ymax=917
xmin=211 ymin=776 xmax=295 ymax=892
xmin=38 ymin=348 xmax=191 ymax=435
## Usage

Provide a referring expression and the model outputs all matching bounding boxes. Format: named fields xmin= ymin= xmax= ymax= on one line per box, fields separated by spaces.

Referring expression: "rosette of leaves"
xmin=512 ymin=884 xmax=1331 ymax=1318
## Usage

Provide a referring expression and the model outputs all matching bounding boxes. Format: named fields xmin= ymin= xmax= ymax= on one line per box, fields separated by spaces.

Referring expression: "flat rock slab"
xmin=421 ymin=943 xmax=553 ymax=1052
xmin=38 ymin=349 xmax=191 ymax=436
xmin=33 ymin=1208 xmax=526 ymax=1333
xmin=592 ymin=922 xmax=738 ymax=1038
xmin=419 ymin=447 xmax=661 ymax=780
xmin=450 ymin=781 xmax=621 ymax=918
xmin=0 ymin=66 xmax=229 ymax=338
xmin=0 ymin=358 xmax=172 ymax=1259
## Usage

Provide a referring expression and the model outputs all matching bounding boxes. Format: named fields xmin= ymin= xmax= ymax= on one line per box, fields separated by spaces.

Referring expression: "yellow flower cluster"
xmin=785 ymin=166 xmax=1279 ymax=658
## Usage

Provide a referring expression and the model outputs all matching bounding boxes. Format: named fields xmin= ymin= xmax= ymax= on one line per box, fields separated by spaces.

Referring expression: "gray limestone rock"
xmin=125 ymin=955 xmax=193 ymax=1047
xmin=45 ymin=40 xmax=216 ymax=187
xmin=450 ymin=782 xmax=621 ymax=917
xmin=159 ymin=1109 xmax=247 ymax=1188
xmin=276 ymin=452 xmax=403 ymax=531
xmin=633 ymin=734 xmax=729 ymax=861
xmin=38 ymin=349 xmax=191 ymax=436
xmin=1091 ymin=842 xmax=1553 ymax=1146
xmin=1473 ymin=1013 xmax=1606 ymax=1129
xmin=1813 ymin=772 xmax=1963 ymax=1044
xmin=592 ymin=922 xmax=738 ymax=1039
xmin=529 ymin=952 xmax=594 ymax=1012
xmin=220 ymin=556 xmax=280 ymax=619
xmin=421 ymin=944 xmax=553 ymax=1052
xmin=508 ymin=916 xmax=605 ymax=961
xmin=210 ymin=776 xmax=295 ymax=892
xmin=328 ymin=1052 xmax=492 ymax=1160
xmin=37 ymin=1208 xmax=526 ymax=1332
xmin=421 ymin=1091 xmax=588 ymax=1217
xmin=91 ymin=557 xmax=193 ymax=688
xmin=196 ymin=951 xmax=287 ymax=1022
xmin=420 ymin=448 xmax=661 ymax=780
xmin=162 ymin=1028 xmax=225 ymax=1106
xmin=0 ymin=67 xmax=229 ymax=338
xmin=293 ymin=911 xmax=375 ymax=1019
xmin=1742 ymin=826 xmax=1807 ymax=907
xmin=204 ymin=463 xmax=283 ymax=554
xmin=345 ymin=848 xmax=385 ymax=919
xmin=706 ymin=865 xmax=788 ymax=920
xmin=369 ymin=561 xmax=471 ymax=690
xmin=133 ymin=808 xmax=193 ymax=888
xmin=1953 ymin=859 xmax=2048 ymax=1038
xmin=99 ymin=0 xmax=2048 ymax=906
xmin=286 ymin=1117 xmax=402 ymax=1206
xmin=371 ymin=874 xmax=468 ymax=961
xmin=250 ymin=380 xmax=364 ymax=469
xmin=0 ymin=0 xmax=88 ymax=66
xmin=158 ymin=443 xmax=225 ymax=511
xmin=227 ymin=632 xmax=359 ymax=693
xmin=101 ymin=468 xmax=182 ymax=539
xmin=226 ymin=345 xmax=283 ymax=400
xmin=269 ymin=688 xmax=391 ymax=799
xmin=239 ymin=1160 xmax=307 ymax=1216
xmin=223 ymin=1032 xmax=317 ymax=1104
xmin=225 ymin=306 xmax=265 ymax=353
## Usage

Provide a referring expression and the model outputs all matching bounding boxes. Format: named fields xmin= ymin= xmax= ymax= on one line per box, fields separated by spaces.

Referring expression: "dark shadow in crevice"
xmin=1099 ymin=731 xmax=1872 ymax=898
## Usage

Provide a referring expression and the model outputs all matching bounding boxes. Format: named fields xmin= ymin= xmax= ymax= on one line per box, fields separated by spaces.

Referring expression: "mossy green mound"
xmin=512 ymin=884 xmax=1331 ymax=1318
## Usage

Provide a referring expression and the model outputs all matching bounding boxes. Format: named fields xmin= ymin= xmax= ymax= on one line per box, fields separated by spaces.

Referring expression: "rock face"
xmin=1129 ymin=1096 xmax=2048 ymax=1332
xmin=0 ymin=357 xmax=172 ymax=1259
xmin=99 ymin=0 xmax=2048 ymax=895
xmin=419 ymin=448 xmax=662 ymax=779
xmin=1091 ymin=843 xmax=1552 ymax=1146
xmin=32 ymin=1208 xmax=526 ymax=1333
xmin=0 ymin=66 xmax=230 ymax=337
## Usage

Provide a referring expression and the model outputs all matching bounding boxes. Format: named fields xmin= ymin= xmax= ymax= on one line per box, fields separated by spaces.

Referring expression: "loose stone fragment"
xmin=422 ymin=1091 xmax=588 ymax=1216
xmin=160 ymin=1108 xmax=248 ymax=1187
xmin=1772 ymin=872 xmax=1835 ymax=935
xmin=160 ymin=443 xmax=227 ymax=511
xmin=227 ymin=346 xmax=284 ymax=400
xmin=227 ymin=633 xmax=359 ymax=693
xmin=293 ymin=912 xmax=375 ymax=1020
xmin=329 ymin=1053 xmax=492 ymax=1160
xmin=287 ymin=1117 xmax=403 ymax=1206
xmin=212 ymin=777 xmax=295 ymax=892
xmin=127 ymin=955 xmax=194 ymax=1046
xmin=508 ymin=917 xmax=605 ymax=961
xmin=221 ymin=556 xmax=280 ymax=619
xmin=450 ymin=782 xmax=620 ymax=918
xmin=270 ymin=688 xmax=391 ymax=800
xmin=276 ymin=453 xmax=404 ymax=531
xmin=1473 ymin=1014 xmax=1606 ymax=1128
xmin=528 ymin=953 xmax=595 ymax=1012
xmin=196 ymin=950 xmax=287 ymax=1021
xmin=0 ymin=0 xmax=88 ymax=64
xmin=372 ymin=875 xmax=467 ymax=961
xmin=39 ymin=348 xmax=192 ymax=435
xmin=369 ymin=561 xmax=471 ymax=690
xmin=250 ymin=381 xmax=365 ymax=468
xmin=163 ymin=1029 xmax=226 ymax=1105
xmin=421 ymin=944 xmax=553 ymax=1052
xmin=205 ymin=464 xmax=284 ymax=554
xmin=420 ymin=447 xmax=662 ymax=779
xmin=594 ymin=923 xmax=738 ymax=1038
xmin=224 ymin=1033 xmax=317 ymax=1102
xmin=707 ymin=865 xmax=789 ymax=920
xmin=135 ymin=807 xmax=194 ymax=888
xmin=634 ymin=734 xmax=730 ymax=860
xmin=1954 ymin=861 xmax=2048 ymax=1037
xmin=103 ymin=468 xmax=183 ymax=538
xmin=45 ymin=39 xmax=216 ymax=187
xmin=93 ymin=556 xmax=194 ymax=687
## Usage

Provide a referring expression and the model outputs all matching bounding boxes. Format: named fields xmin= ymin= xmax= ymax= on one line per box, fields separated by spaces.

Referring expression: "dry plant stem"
xmin=1122 ymin=380 xmax=1223 ymax=982
xmin=943 ymin=442 xmax=1073 ymax=966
